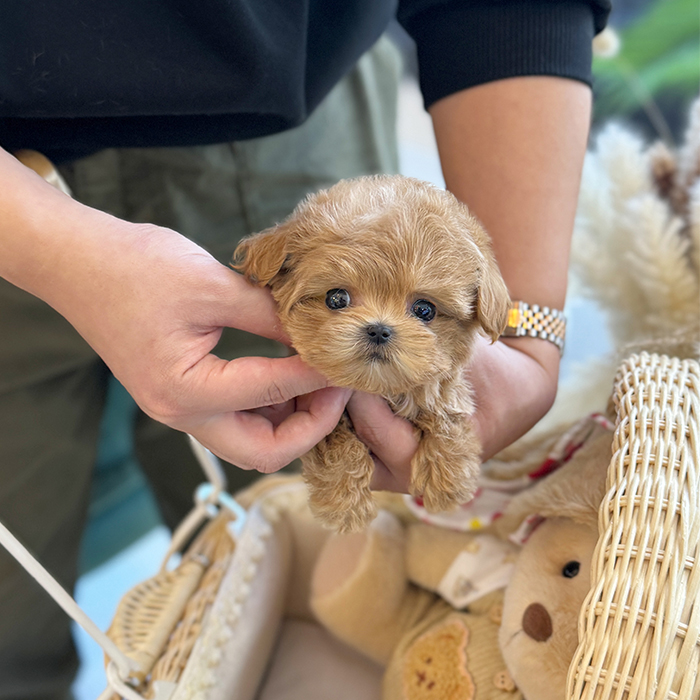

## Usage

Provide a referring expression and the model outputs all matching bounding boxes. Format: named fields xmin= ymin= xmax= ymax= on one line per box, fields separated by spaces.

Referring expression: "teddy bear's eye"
xmin=411 ymin=299 xmax=436 ymax=322
xmin=562 ymin=561 xmax=580 ymax=578
xmin=325 ymin=289 xmax=350 ymax=310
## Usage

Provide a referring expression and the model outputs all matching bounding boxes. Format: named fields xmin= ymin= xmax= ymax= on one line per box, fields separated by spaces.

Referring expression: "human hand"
xmin=73 ymin=223 xmax=353 ymax=471
xmin=0 ymin=149 xmax=351 ymax=472
xmin=347 ymin=334 xmax=559 ymax=493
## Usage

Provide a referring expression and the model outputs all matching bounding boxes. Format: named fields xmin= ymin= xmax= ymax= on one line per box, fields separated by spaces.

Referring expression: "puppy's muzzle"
xmin=365 ymin=323 xmax=393 ymax=346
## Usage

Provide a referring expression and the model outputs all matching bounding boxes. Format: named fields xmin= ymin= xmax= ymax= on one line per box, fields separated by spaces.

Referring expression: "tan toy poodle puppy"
xmin=233 ymin=175 xmax=510 ymax=533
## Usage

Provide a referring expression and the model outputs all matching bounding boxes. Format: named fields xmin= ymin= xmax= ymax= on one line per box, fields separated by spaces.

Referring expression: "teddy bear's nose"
xmin=522 ymin=602 xmax=553 ymax=642
xmin=366 ymin=323 xmax=393 ymax=345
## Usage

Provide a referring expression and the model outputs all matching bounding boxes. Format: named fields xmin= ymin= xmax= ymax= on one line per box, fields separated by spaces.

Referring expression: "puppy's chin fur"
xmin=233 ymin=175 xmax=510 ymax=532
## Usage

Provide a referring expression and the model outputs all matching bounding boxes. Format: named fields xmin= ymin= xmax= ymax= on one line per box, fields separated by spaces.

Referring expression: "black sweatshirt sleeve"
xmin=397 ymin=0 xmax=612 ymax=108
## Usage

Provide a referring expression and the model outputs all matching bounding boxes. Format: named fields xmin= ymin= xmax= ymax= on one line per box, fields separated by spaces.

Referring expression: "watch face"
xmin=507 ymin=306 xmax=521 ymax=329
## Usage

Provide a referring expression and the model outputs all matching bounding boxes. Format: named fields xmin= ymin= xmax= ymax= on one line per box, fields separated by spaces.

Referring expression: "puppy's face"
xmin=234 ymin=176 xmax=510 ymax=395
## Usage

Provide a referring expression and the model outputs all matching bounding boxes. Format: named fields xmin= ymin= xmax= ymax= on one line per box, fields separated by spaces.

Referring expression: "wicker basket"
xmin=106 ymin=513 xmax=237 ymax=693
xmin=101 ymin=351 xmax=699 ymax=700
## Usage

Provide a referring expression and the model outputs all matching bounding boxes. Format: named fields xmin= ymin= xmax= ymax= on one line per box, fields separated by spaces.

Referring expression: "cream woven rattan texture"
xmin=568 ymin=353 xmax=700 ymax=700
xmin=107 ymin=513 xmax=236 ymax=697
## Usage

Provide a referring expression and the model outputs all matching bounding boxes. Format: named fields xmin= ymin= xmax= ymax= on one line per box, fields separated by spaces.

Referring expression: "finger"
xmin=175 ymin=354 xmax=331 ymax=417
xmin=347 ymin=392 xmax=418 ymax=469
xmin=294 ymin=385 xmax=351 ymax=414
xmin=369 ymin=455 xmax=411 ymax=493
xmin=249 ymin=399 xmax=296 ymax=427
xmin=189 ymin=386 xmax=351 ymax=471
xmin=208 ymin=268 xmax=291 ymax=344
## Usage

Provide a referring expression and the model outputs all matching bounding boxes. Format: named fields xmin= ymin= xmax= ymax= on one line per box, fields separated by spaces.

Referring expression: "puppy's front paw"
xmin=309 ymin=486 xmax=377 ymax=534
xmin=410 ymin=434 xmax=480 ymax=513
xmin=416 ymin=470 xmax=478 ymax=513
xmin=303 ymin=417 xmax=378 ymax=533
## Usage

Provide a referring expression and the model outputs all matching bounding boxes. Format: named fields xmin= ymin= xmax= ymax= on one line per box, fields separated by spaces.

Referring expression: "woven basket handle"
xmin=568 ymin=353 xmax=700 ymax=700
xmin=0 ymin=435 xmax=244 ymax=700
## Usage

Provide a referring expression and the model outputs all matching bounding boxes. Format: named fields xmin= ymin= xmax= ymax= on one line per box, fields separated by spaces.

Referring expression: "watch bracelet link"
xmin=501 ymin=301 xmax=566 ymax=353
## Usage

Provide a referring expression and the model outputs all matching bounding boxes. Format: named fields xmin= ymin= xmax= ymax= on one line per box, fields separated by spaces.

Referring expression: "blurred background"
xmin=71 ymin=2 xmax=698 ymax=697
xmin=590 ymin=0 xmax=698 ymax=142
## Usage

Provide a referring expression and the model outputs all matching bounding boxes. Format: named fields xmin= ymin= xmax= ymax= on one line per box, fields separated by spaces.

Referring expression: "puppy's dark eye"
xmin=325 ymin=289 xmax=350 ymax=310
xmin=562 ymin=561 xmax=580 ymax=578
xmin=411 ymin=299 xmax=436 ymax=322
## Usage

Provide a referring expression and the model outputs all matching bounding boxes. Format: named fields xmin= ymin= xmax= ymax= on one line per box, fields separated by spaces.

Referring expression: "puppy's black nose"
xmin=366 ymin=324 xmax=392 ymax=345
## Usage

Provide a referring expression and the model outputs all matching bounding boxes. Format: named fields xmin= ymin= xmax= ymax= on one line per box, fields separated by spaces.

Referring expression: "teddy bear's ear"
xmin=231 ymin=220 xmax=297 ymax=287
xmin=476 ymin=252 xmax=511 ymax=342
xmin=496 ymin=428 xmax=613 ymax=538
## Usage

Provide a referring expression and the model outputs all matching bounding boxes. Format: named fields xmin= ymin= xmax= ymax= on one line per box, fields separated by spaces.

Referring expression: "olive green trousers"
xmin=0 ymin=37 xmax=400 ymax=700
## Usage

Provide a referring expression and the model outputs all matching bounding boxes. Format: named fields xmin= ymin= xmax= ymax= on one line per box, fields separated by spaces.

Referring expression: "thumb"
xmin=207 ymin=267 xmax=290 ymax=344
xmin=173 ymin=354 xmax=331 ymax=417
xmin=189 ymin=386 xmax=352 ymax=472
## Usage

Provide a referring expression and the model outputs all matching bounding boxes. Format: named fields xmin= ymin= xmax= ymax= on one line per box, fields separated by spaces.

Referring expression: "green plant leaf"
xmin=595 ymin=40 xmax=700 ymax=115
xmin=601 ymin=0 xmax=700 ymax=70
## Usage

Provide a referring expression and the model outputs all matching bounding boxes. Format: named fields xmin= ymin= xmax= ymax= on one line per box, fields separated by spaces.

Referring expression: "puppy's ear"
xmin=232 ymin=223 xmax=294 ymax=286
xmin=477 ymin=254 xmax=511 ymax=341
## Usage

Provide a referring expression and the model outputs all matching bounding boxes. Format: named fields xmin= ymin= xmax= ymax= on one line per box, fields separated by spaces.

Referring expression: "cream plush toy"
xmin=310 ymin=423 xmax=613 ymax=700
xmin=495 ymin=426 xmax=612 ymax=700
xmin=311 ymin=510 xmax=520 ymax=700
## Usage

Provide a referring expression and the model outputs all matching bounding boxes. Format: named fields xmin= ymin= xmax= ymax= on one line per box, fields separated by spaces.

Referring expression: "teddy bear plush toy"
xmin=494 ymin=424 xmax=612 ymax=700
xmin=310 ymin=421 xmax=613 ymax=700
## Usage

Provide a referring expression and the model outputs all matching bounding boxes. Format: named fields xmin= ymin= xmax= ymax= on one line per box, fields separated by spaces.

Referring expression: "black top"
xmin=0 ymin=0 xmax=610 ymax=163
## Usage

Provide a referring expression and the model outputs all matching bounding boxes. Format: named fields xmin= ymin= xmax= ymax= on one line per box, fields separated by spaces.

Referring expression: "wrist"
xmin=0 ymin=147 xmax=129 ymax=298
xmin=470 ymin=335 xmax=560 ymax=459
xmin=498 ymin=334 xmax=561 ymax=386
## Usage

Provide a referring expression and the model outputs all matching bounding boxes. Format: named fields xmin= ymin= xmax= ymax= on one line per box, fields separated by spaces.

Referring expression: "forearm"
xmin=0 ymin=146 xmax=128 ymax=311
xmin=430 ymin=75 xmax=591 ymax=311
xmin=432 ymin=76 xmax=591 ymax=452
xmin=430 ymin=75 xmax=590 ymax=390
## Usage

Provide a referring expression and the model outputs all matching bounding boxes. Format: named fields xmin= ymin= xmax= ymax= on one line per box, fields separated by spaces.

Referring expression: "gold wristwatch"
xmin=501 ymin=301 xmax=566 ymax=353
